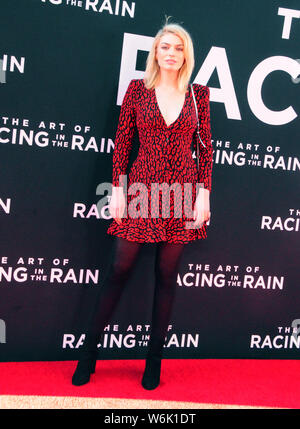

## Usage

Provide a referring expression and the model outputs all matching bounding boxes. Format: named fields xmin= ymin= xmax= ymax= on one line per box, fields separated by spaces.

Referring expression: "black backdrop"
xmin=0 ymin=0 xmax=299 ymax=362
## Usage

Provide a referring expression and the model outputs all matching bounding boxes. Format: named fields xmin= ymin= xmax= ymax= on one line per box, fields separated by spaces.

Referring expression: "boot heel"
xmin=90 ymin=359 xmax=96 ymax=373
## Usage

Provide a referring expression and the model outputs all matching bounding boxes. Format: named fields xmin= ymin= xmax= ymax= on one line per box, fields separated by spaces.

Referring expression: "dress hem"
xmin=106 ymin=228 xmax=206 ymax=244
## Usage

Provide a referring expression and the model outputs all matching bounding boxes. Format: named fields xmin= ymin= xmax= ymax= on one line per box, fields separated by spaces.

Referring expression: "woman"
xmin=72 ymin=20 xmax=213 ymax=390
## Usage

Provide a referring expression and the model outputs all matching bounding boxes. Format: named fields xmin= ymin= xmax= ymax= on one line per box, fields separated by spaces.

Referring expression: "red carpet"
xmin=0 ymin=359 xmax=300 ymax=409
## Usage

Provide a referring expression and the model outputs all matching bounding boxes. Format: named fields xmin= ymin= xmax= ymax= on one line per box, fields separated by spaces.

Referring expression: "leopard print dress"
xmin=107 ymin=78 xmax=213 ymax=243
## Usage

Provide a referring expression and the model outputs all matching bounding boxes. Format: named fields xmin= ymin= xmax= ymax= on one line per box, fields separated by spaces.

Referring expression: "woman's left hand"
xmin=193 ymin=188 xmax=211 ymax=228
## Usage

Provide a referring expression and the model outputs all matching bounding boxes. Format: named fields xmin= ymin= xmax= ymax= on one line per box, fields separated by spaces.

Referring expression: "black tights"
xmin=85 ymin=236 xmax=185 ymax=357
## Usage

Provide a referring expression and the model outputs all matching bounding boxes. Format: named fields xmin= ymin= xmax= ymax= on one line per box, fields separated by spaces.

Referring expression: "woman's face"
xmin=155 ymin=32 xmax=185 ymax=72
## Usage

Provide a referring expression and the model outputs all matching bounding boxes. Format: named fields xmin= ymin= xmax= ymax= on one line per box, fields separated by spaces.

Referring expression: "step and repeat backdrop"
xmin=0 ymin=0 xmax=299 ymax=362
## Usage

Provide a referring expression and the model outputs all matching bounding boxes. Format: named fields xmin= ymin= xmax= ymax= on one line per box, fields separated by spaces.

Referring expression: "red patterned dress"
xmin=107 ymin=78 xmax=213 ymax=243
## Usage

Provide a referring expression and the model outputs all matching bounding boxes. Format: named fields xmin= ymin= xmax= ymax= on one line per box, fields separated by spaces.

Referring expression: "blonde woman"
xmin=72 ymin=19 xmax=213 ymax=390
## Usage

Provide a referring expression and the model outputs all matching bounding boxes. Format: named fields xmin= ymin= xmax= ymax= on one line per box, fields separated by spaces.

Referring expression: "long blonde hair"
xmin=144 ymin=19 xmax=195 ymax=93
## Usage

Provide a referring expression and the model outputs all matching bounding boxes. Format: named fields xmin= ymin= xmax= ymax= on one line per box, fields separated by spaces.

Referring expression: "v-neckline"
xmin=154 ymin=85 xmax=190 ymax=129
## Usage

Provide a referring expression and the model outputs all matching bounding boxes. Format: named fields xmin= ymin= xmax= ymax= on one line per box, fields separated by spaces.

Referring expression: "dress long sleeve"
xmin=192 ymin=85 xmax=213 ymax=192
xmin=112 ymin=79 xmax=136 ymax=188
xmin=107 ymin=78 xmax=213 ymax=243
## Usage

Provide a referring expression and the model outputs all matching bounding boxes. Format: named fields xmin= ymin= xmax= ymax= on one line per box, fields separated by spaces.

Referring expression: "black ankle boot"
xmin=72 ymin=353 xmax=97 ymax=386
xmin=72 ymin=334 xmax=99 ymax=386
xmin=141 ymin=355 xmax=162 ymax=390
xmin=141 ymin=337 xmax=165 ymax=390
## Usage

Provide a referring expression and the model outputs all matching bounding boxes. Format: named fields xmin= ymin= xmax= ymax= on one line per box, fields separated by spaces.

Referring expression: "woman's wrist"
xmin=197 ymin=187 xmax=210 ymax=199
xmin=112 ymin=185 xmax=124 ymax=195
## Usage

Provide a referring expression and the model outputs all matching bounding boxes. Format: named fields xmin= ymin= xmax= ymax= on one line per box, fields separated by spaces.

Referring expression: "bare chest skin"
xmin=154 ymin=86 xmax=188 ymax=127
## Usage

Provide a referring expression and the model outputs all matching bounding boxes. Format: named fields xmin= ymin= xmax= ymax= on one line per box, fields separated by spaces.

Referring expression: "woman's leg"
xmin=86 ymin=236 xmax=143 ymax=345
xmin=142 ymin=241 xmax=185 ymax=389
xmin=72 ymin=236 xmax=143 ymax=385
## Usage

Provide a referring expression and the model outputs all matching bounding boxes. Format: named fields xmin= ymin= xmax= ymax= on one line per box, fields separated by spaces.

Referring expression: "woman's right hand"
xmin=109 ymin=186 xmax=126 ymax=225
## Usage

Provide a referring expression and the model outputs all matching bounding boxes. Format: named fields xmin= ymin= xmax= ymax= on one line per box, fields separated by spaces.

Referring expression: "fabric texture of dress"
xmin=106 ymin=78 xmax=213 ymax=243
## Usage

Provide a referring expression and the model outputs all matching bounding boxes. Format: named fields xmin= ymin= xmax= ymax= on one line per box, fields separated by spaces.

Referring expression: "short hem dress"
xmin=107 ymin=220 xmax=208 ymax=244
xmin=106 ymin=78 xmax=213 ymax=244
